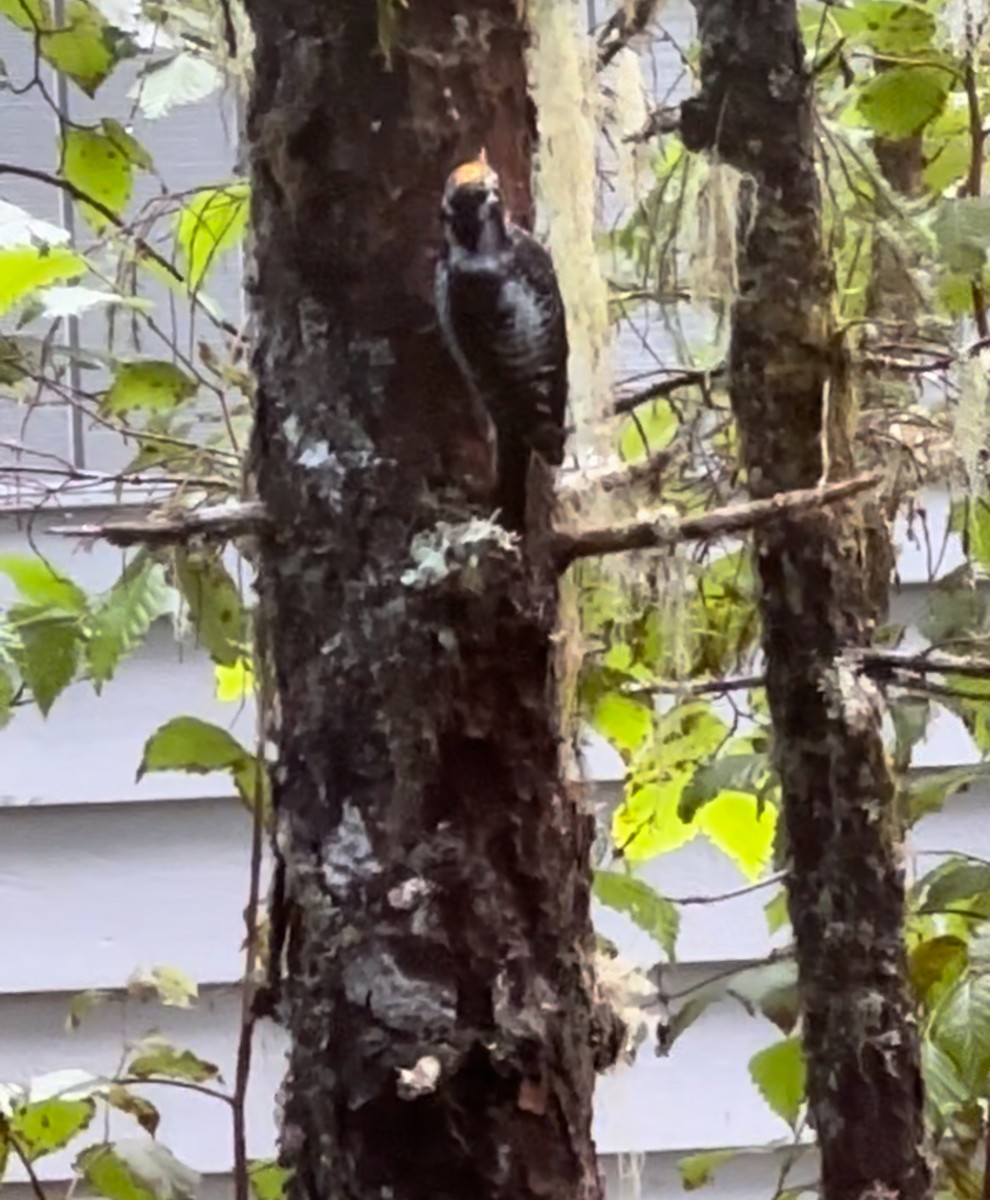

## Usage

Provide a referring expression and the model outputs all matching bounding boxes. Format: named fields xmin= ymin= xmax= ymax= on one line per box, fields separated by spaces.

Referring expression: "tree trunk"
xmin=681 ymin=6 xmax=932 ymax=1200
xmin=242 ymin=3 xmax=607 ymax=1199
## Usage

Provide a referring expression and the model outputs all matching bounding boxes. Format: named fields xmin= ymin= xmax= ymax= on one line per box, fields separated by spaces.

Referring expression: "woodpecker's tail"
xmin=495 ymin=430 xmax=529 ymax=533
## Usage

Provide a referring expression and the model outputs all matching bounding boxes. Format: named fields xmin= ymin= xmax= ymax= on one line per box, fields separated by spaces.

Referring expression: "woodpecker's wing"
xmin=438 ymin=228 xmax=568 ymax=465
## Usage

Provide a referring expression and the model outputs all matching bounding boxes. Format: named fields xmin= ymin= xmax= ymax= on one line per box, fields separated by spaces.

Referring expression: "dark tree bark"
xmin=242 ymin=3 xmax=608 ymax=1200
xmin=681 ymin=7 xmax=932 ymax=1200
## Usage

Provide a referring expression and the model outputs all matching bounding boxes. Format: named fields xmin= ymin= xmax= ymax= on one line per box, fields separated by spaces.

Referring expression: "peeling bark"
xmin=681 ymin=7 xmax=932 ymax=1200
xmin=242 ymin=3 xmax=606 ymax=1199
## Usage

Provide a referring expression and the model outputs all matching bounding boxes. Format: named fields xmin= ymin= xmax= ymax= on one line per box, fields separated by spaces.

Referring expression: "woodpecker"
xmin=435 ymin=154 xmax=568 ymax=533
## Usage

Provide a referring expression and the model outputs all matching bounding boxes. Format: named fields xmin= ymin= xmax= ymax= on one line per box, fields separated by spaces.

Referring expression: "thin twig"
xmin=597 ymin=0 xmax=661 ymax=68
xmin=0 ymin=462 xmax=233 ymax=490
xmin=557 ymin=449 xmax=675 ymax=499
xmin=113 ymin=1076 xmax=234 ymax=1105
xmin=625 ymin=673 xmax=764 ymax=698
xmin=6 ymin=1129 xmax=48 ymax=1200
xmin=624 ymin=107 xmax=682 ymax=144
xmin=233 ymin=728 xmax=268 ymax=1200
xmin=0 ymin=162 xmax=239 ymax=339
xmin=667 ymin=872 xmax=784 ymax=907
xmin=48 ymin=500 xmax=267 ymax=546
xmin=613 ymin=365 xmax=727 ymax=415
xmin=553 ymin=473 xmax=882 ymax=569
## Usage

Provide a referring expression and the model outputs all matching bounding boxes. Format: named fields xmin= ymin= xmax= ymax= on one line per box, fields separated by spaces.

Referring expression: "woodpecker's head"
xmin=440 ymin=152 xmax=508 ymax=255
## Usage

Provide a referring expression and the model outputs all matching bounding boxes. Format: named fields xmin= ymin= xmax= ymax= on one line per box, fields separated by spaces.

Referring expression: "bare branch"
xmin=597 ymin=0 xmax=661 ymax=69
xmin=558 ymin=449 xmax=674 ymax=499
xmin=856 ymin=648 xmax=990 ymax=681
xmin=553 ymin=474 xmax=882 ymax=569
xmin=48 ymin=501 xmax=268 ymax=546
xmin=665 ymin=873 xmax=784 ymax=907
xmin=625 ymin=673 xmax=765 ymax=697
xmin=219 ymin=0 xmax=238 ymax=57
xmin=613 ymin=365 xmax=727 ymax=416
xmin=623 ymin=107 xmax=682 ymax=144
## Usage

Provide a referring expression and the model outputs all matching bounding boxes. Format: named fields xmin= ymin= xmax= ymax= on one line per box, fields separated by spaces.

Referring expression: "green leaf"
xmin=932 ymin=972 xmax=990 ymax=1092
xmin=126 ymin=965 xmax=198 ymax=1009
xmin=75 ymin=1140 xmax=200 ymax=1200
xmin=592 ymin=691 xmax=652 ymax=756
xmin=0 ymin=662 xmax=15 ymax=730
xmin=65 ymin=989 xmax=108 ymax=1031
xmin=661 ymin=993 xmax=714 ymax=1052
xmin=15 ymin=614 xmax=81 ymax=715
xmin=215 ymin=656 xmax=254 ymax=703
xmin=960 ymin=495 xmax=990 ymax=573
xmin=138 ymin=716 xmax=263 ymax=810
xmin=691 ymin=549 xmax=759 ymax=676
xmin=909 ymin=935 xmax=967 ymax=1007
xmin=176 ymin=182 xmax=249 ymax=292
xmin=858 ymin=65 xmax=952 ymax=139
xmin=764 ymin=889 xmax=789 ymax=936
xmin=130 ymin=53 xmax=223 ymax=121
xmin=38 ymin=284 xmax=152 ymax=319
xmin=729 ymin=959 xmax=800 ymax=1033
xmin=679 ymin=752 xmax=769 ymax=821
xmin=87 ymin=555 xmax=172 ymax=689
xmin=902 ymin=767 xmax=980 ymax=826
xmin=593 ymin=870 xmax=680 ymax=960
xmin=105 ymin=1086 xmax=159 ymax=1137
xmin=61 ymin=123 xmax=138 ymax=229
xmin=248 ymin=1161 xmax=292 ymax=1200
xmin=173 ymin=550 xmax=247 ymax=667
xmin=749 ymin=1036 xmax=806 ymax=1128
xmin=916 ymin=858 xmax=990 ymax=914
xmin=824 ymin=0 xmax=936 ymax=54
xmin=100 ymin=119 xmax=153 ymax=170
xmin=0 ymin=0 xmax=45 ymax=31
xmin=0 ymin=553 xmax=87 ymax=611
xmin=127 ymin=1038 xmax=219 ymax=1084
xmin=891 ymin=696 xmax=931 ymax=771
xmin=618 ymin=399 xmax=677 ymax=463
xmin=663 ymin=959 xmax=798 ymax=1058
xmin=11 ymin=1097 xmax=96 ymax=1160
xmin=934 ymin=199 xmax=990 ymax=275
xmin=697 ymin=792 xmax=778 ymax=882
xmin=924 ymin=107 xmax=972 ymax=195
xmin=613 ymin=776 xmax=699 ymax=859
xmin=678 ymin=1150 xmax=736 ymax=1191
xmin=0 ymin=246 xmax=87 ymax=316
xmin=922 ymin=1038 xmax=971 ymax=1123
xmin=0 ymin=199 xmax=70 ymax=249
xmin=102 ymin=360 xmax=198 ymax=415
xmin=42 ymin=1 xmax=128 ymax=96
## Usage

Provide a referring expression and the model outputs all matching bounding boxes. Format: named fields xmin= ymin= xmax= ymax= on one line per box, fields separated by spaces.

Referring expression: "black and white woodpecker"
xmin=435 ymin=153 xmax=569 ymax=534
